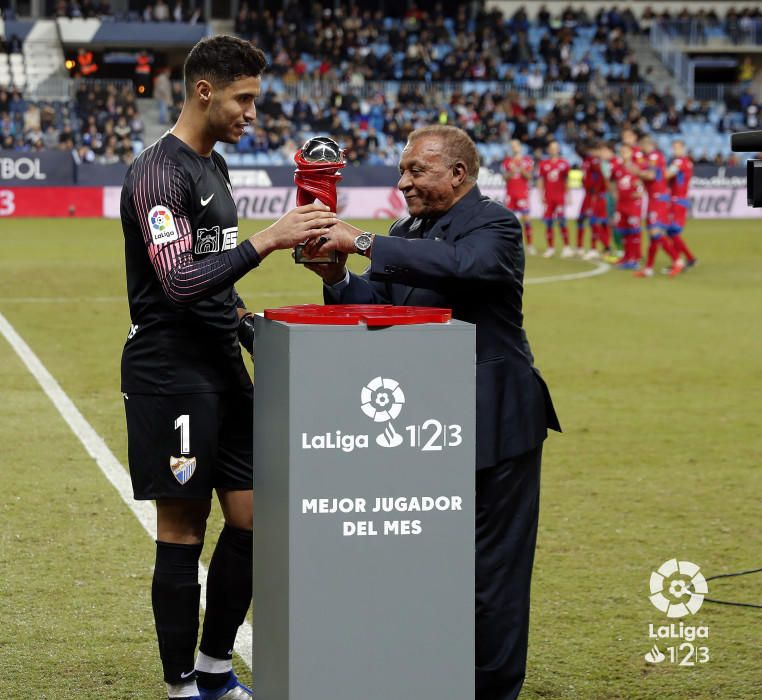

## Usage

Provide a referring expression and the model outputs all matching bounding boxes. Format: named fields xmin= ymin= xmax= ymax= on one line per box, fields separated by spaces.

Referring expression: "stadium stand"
xmin=651 ymin=6 xmax=762 ymax=46
xmin=0 ymin=79 xmax=142 ymax=163
xmin=1 ymin=2 xmax=760 ymax=169
xmin=222 ymin=3 xmax=760 ymax=166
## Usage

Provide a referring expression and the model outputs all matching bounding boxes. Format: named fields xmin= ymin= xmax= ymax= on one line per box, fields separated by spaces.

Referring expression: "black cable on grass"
xmin=702 ymin=567 xmax=762 ymax=610
xmin=702 ymin=598 xmax=762 ymax=609
xmin=705 ymin=566 xmax=762 ymax=581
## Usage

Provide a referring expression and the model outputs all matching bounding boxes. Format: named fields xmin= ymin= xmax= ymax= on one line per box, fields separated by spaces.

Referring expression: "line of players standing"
xmin=502 ymin=129 xmax=697 ymax=278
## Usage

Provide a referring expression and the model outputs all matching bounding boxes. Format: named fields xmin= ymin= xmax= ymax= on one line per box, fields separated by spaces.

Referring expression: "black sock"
xmin=196 ymin=669 xmax=231 ymax=691
xmin=152 ymin=540 xmax=203 ymax=684
xmin=198 ymin=524 xmax=252 ymax=684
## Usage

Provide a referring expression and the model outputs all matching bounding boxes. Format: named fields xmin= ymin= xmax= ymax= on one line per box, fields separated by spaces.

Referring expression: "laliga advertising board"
xmin=251 ymin=308 xmax=476 ymax=700
xmin=8 ymin=183 xmax=759 ymax=220
xmin=95 ymin=165 xmax=762 ymax=221
xmin=0 ymin=149 xmax=758 ymax=219
xmin=0 ymin=153 xmax=103 ymax=216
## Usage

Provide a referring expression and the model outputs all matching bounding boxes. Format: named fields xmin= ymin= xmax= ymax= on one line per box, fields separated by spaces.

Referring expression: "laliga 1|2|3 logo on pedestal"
xmin=300 ymin=376 xmax=464 ymax=453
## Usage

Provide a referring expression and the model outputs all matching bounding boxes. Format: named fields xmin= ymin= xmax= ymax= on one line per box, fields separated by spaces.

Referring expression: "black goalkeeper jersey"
xmin=120 ymin=133 xmax=260 ymax=394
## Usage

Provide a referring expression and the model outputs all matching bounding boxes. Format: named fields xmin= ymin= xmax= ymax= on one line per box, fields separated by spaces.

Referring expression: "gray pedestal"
xmin=252 ymin=316 xmax=476 ymax=700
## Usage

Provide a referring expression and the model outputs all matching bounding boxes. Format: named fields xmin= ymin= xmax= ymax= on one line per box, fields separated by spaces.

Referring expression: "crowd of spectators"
xmin=236 ymin=3 xmax=642 ymax=86
xmin=224 ymin=3 xmax=756 ymax=166
xmin=182 ymin=76 xmax=749 ymax=168
xmin=42 ymin=0 xmax=762 ymax=43
xmin=72 ymin=83 xmax=144 ymax=164
xmin=725 ymin=86 xmax=760 ymax=129
xmin=1 ymin=88 xmax=55 ymax=151
xmin=3 ymin=3 xmax=758 ymax=169
xmin=139 ymin=0 xmax=203 ymax=24
xmin=648 ymin=5 xmax=762 ymax=44
xmin=53 ymin=0 xmax=112 ymax=19
xmin=52 ymin=0 xmax=203 ymax=22
xmin=0 ymin=83 xmax=143 ymax=165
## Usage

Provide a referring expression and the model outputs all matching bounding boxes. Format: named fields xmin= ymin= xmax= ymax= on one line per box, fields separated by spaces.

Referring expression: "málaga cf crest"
xmin=170 ymin=456 xmax=197 ymax=485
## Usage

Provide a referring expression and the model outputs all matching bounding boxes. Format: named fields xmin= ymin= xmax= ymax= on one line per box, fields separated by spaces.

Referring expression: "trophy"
xmin=293 ymin=136 xmax=346 ymax=264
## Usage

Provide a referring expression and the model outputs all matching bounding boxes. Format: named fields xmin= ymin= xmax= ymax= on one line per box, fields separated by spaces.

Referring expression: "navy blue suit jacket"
xmin=325 ymin=185 xmax=560 ymax=469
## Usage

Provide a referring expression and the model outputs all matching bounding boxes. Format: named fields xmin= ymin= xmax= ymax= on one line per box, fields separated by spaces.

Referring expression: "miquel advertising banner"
xmin=99 ymin=185 xmax=762 ymax=221
xmin=5 ymin=182 xmax=758 ymax=220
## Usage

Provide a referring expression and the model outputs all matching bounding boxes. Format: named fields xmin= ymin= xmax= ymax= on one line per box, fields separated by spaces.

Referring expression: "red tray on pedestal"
xmin=263 ymin=304 xmax=452 ymax=326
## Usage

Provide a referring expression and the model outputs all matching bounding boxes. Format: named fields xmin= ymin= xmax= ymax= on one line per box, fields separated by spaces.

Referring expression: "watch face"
xmin=356 ymin=233 xmax=372 ymax=252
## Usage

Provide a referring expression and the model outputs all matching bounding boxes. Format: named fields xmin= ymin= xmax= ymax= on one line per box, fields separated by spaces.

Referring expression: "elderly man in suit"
xmin=306 ymin=125 xmax=560 ymax=700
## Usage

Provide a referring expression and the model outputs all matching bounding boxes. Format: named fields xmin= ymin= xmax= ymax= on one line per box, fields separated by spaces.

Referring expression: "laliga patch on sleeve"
xmin=147 ymin=204 xmax=179 ymax=245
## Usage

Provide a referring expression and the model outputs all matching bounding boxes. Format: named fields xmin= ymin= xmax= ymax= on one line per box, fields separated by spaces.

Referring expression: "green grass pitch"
xmin=1 ymin=217 xmax=761 ymax=699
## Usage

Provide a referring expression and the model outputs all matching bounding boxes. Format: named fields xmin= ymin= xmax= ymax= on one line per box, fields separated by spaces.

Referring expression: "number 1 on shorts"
xmin=174 ymin=414 xmax=190 ymax=454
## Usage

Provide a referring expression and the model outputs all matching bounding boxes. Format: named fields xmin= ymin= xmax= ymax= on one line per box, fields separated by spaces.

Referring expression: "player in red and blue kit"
xmin=633 ymin=136 xmax=683 ymax=278
xmin=577 ymin=140 xmax=611 ymax=260
xmin=610 ymin=143 xmax=644 ymax=269
xmin=666 ymin=139 xmax=697 ymax=269
xmin=538 ymin=140 xmax=572 ymax=258
xmin=608 ymin=129 xmax=643 ymax=260
xmin=502 ymin=139 xmax=535 ymax=254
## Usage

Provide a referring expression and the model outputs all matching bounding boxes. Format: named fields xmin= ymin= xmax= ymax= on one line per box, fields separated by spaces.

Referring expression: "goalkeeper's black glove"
xmin=238 ymin=313 xmax=256 ymax=355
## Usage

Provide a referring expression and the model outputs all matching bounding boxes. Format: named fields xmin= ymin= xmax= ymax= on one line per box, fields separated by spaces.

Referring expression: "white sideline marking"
xmin=0 ymin=263 xmax=609 ymax=305
xmin=526 ymin=261 xmax=611 ymax=284
xmin=0 ymin=311 xmax=253 ymax=671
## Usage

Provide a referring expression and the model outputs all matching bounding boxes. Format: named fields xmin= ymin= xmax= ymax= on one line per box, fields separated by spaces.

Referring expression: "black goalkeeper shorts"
xmin=124 ymin=387 xmax=253 ymax=500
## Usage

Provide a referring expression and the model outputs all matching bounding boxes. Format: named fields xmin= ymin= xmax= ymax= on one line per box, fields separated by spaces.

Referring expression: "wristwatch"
xmin=354 ymin=232 xmax=374 ymax=256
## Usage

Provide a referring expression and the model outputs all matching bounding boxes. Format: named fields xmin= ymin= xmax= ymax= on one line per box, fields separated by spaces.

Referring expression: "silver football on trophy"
xmin=301 ymin=136 xmax=343 ymax=163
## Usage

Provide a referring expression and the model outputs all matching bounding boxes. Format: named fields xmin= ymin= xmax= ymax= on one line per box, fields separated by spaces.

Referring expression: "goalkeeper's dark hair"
xmin=407 ymin=125 xmax=480 ymax=182
xmin=184 ymin=35 xmax=266 ymax=94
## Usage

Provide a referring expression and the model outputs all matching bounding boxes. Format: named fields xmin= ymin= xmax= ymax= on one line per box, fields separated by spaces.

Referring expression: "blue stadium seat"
xmin=434 ymin=42 xmax=452 ymax=58
xmin=528 ymin=27 xmax=545 ymax=45
xmin=488 ymin=143 xmax=504 ymax=162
